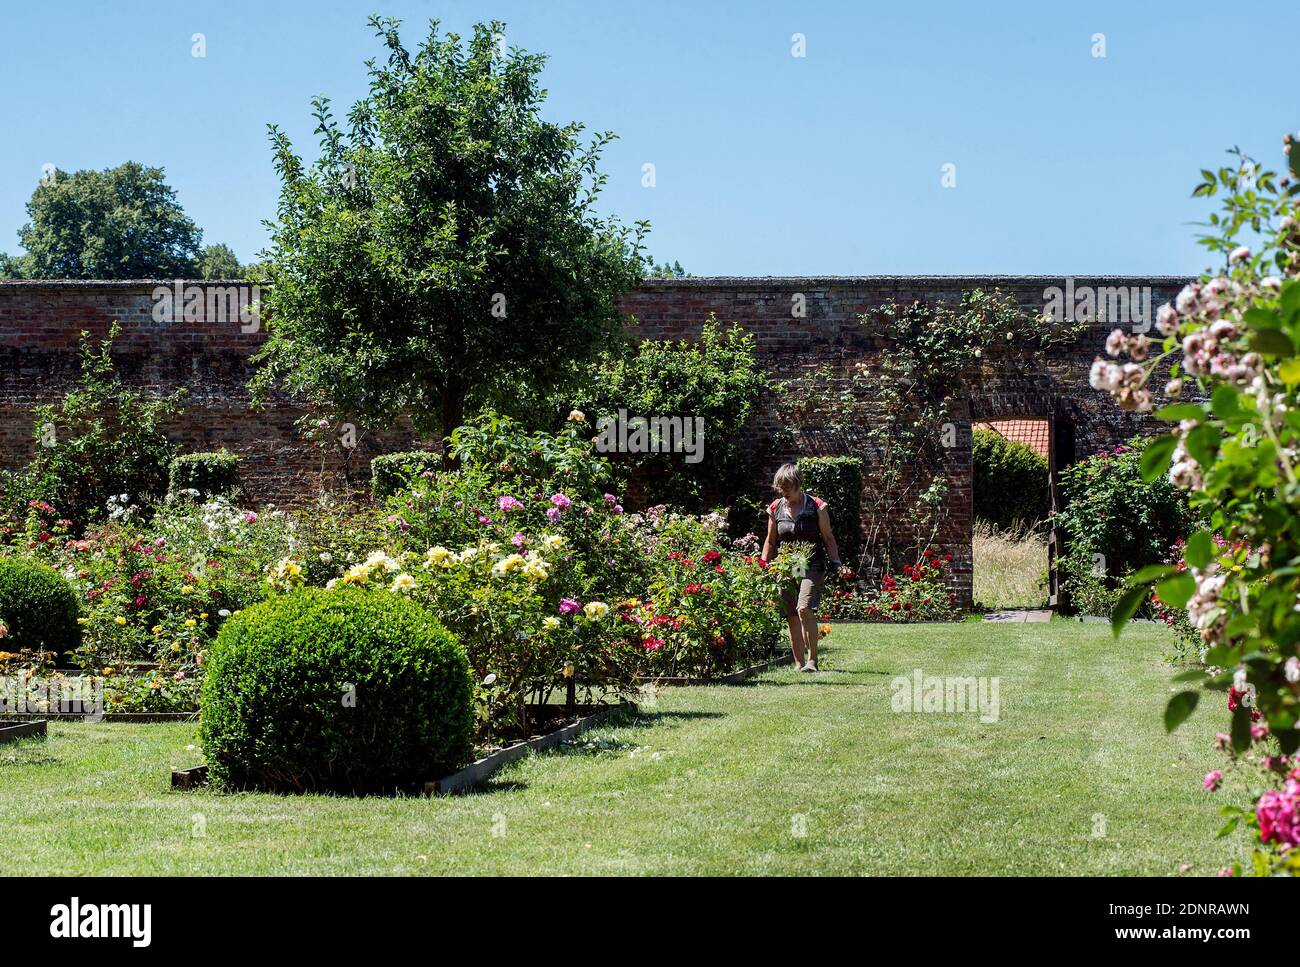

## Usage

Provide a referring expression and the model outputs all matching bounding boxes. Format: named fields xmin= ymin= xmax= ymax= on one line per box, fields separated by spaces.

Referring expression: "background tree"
xmin=0 ymin=251 xmax=28 ymax=279
xmin=198 ymin=243 xmax=243 ymax=279
xmin=15 ymin=162 xmax=202 ymax=278
xmin=252 ymin=17 xmax=648 ymax=439
xmin=577 ymin=317 xmax=770 ymax=510
xmin=646 ymin=258 xmax=688 ymax=278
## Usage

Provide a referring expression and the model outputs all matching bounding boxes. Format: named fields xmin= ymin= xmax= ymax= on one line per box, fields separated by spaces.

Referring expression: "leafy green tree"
xmin=0 ymin=251 xmax=28 ymax=279
xmin=577 ymin=317 xmax=770 ymax=509
xmin=252 ymin=17 xmax=648 ymax=438
xmin=16 ymin=162 xmax=202 ymax=278
xmin=647 ymin=259 xmax=688 ymax=278
xmin=199 ymin=243 xmax=243 ymax=279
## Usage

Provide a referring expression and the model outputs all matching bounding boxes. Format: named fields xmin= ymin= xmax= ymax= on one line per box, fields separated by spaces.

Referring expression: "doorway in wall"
xmin=970 ymin=418 xmax=1053 ymax=611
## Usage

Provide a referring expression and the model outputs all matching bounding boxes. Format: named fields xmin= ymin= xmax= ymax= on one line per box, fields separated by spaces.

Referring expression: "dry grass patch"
xmin=973 ymin=518 xmax=1048 ymax=610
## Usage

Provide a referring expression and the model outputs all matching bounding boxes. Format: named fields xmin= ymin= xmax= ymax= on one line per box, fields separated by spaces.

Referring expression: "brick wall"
xmin=0 ymin=275 xmax=1191 ymax=605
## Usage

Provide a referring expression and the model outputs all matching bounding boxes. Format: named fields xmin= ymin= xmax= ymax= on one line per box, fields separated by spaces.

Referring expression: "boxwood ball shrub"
xmin=168 ymin=451 xmax=240 ymax=501
xmin=199 ymin=586 xmax=475 ymax=794
xmin=371 ymin=450 xmax=442 ymax=501
xmin=0 ymin=557 xmax=81 ymax=654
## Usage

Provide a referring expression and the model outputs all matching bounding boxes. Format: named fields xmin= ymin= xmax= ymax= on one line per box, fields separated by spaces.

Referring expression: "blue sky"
xmin=1 ymin=0 xmax=1295 ymax=275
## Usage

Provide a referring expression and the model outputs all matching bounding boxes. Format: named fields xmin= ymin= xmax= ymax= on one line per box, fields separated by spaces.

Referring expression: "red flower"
xmin=702 ymin=550 xmax=721 ymax=564
xmin=642 ymin=636 xmax=664 ymax=652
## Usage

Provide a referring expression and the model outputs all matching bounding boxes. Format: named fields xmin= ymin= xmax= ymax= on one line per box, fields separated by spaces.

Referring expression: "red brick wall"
xmin=0 ymin=276 xmax=1191 ymax=605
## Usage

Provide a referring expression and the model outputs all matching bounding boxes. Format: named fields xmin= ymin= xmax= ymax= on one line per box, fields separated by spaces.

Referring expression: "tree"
xmin=251 ymin=17 xmax=648 ymax=439
xmin=15 ymin=162 xmax=202 ymax=278
xmin=0 ymin=251 xmax=27 ymax=279
xmin=199 ymin=243 xmax=243 ymax=279
xmin=646 ymin=259 xmax=688 ymax=278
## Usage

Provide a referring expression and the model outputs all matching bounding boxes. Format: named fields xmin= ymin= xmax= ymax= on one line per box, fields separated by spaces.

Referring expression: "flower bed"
xmin=1 ymin=417 xmax=789 ymax=739
xmin=819 ymin=551 xmax=960 ymax=622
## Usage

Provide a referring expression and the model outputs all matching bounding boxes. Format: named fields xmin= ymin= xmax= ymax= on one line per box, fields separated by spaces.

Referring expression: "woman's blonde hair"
xmin=772 ymin=463 xmax=803 ymax=493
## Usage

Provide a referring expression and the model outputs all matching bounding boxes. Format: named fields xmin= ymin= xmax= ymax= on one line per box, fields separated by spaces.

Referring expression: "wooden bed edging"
xmin=424 ymin=702 xmax=636 ymax=796
xmin=0 ymin=719 xmax=47 ymax=743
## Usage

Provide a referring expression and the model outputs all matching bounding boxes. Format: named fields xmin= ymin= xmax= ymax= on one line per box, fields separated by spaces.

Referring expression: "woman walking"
xmin=761 ymin=462 xmax=844 ymax=672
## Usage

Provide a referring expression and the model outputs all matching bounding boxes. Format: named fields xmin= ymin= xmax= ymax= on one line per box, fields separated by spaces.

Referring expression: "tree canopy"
xmin=8 ymin=162 xmax=204 ymax=279
xmin=252 ymin=16 xmax=649 ymax=438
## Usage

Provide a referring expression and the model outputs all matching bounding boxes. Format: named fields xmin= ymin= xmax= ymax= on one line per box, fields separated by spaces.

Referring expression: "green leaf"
xmin=1183 ymin=423 xmax=1219 ymax=467
xmin=1111 ymin=583 xmax=1149 ymax=637
xmin=1243 ymin=307 xmax=1282 ymax=330
xmin=1130 ymin=563 xmax=1177 ymax=584
xmin=1251 ymin=327 xmax=1295 ymax=357
xmin=1216 ymin=816 xmax=1240 ymax=838
xmin=1156 ymin=573 xmax=1196 ymax=609
xmin=1185 ymin=531 xmax=1213 ymax=570
xmin=1165 ymin=690 xmax=1199 ymax=732
xmin=1170 ymin=668 xmax=1208 ymax=683
xmin=1279 ymin=358 xmax=1300 ymax=385
xmin=1154 ymin=404 xmax=1205 ymax=423
xmin=1139 ymin=434 xmax=1178 ymax=481
xmin=1210 ymin=385 xmax=1242 ymax=420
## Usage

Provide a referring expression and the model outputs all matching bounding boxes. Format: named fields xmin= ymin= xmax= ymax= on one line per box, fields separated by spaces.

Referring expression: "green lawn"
xmin=0 ymin=620 xmax=1238 ymax=875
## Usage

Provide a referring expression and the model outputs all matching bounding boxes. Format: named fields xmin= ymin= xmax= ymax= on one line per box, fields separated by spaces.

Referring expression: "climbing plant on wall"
xmin=777 ymin=288 xmax=1084 ymax=578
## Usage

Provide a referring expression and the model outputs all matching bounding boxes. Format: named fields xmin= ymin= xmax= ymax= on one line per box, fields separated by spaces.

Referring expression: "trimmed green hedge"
xmin=0 ymin=558 xmax=81 ymax=655
xmin=972 ymin=429 xmax=1049 ymax=530
xmin=199 ymin=587 xmax=474 ymax=794
xmin=371 ymin=451 xmax=442 ymax=501
xmin=168 ymin=451 xmax=240 ymax=501
xmin=798 ymin=456 xmax=863 ymax=565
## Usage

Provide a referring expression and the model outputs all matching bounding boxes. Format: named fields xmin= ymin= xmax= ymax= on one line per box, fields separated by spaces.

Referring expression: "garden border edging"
xmin=424 ymin=702 xmax=636 ymax=796
xmin=0 ymin=719 xmax=47 ymax=743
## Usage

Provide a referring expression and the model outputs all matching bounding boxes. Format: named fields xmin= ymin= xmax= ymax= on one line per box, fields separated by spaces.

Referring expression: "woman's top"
xmin=768 ymin=493 xmax=828 ymax=568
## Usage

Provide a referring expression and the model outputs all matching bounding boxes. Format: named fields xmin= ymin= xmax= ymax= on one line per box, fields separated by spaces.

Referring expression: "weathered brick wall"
xmin=0 ymin=276 xmax=1191 ymax=605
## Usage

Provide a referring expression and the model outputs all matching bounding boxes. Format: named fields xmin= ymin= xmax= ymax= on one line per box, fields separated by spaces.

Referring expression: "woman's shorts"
xmin=780 ymin=565 xmax=826 ymax=618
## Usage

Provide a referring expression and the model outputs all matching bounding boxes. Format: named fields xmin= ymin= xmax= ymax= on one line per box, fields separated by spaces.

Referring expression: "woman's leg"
xmin=799 ymin=572 xmax=825 ymax=666
xmin=781 ymin=588 xmax=806 ymax=665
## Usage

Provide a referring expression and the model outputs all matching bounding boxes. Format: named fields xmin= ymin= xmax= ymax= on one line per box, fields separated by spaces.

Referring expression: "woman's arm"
xmin=818 ymin=506 xmax=842 ymax=567
xmin=761 ymin=512 xmax=779 ymax=562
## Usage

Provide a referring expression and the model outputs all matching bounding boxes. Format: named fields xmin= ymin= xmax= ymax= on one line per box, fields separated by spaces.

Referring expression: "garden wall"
xmin=0 ymin=275 xmax=1191 ymax=605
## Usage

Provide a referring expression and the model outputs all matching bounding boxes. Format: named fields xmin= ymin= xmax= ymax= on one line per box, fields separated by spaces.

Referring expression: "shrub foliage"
xmin=199 ymin=587 xmax=475 ymax=793
xmin=971 ymin=428 xmax=1049 ymax=530
xmin=0 ymin=557 xmax=81 ymax=654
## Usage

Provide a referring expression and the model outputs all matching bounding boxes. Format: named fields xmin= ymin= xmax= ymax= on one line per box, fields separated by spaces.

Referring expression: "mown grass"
xmin=0 ymin=621 xmax=1236 ymax=875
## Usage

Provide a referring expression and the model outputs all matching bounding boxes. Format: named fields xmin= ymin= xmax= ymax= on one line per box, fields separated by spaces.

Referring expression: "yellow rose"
xmin=114 ymin=616 xmax=127 ymax=626
xmin=184 ymin=619 xmax=197 ymax=628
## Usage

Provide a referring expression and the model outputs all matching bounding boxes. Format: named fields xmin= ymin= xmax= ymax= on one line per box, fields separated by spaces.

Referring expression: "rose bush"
xmin=821 ymin=550 xmax=960 ymax=622
xmin=1106 ymin=134 xmax=1300 ymax=875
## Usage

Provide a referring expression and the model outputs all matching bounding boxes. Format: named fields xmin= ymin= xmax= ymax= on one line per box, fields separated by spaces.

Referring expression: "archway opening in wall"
xmin=970 ymin=418 xmax=1052 ymax=612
